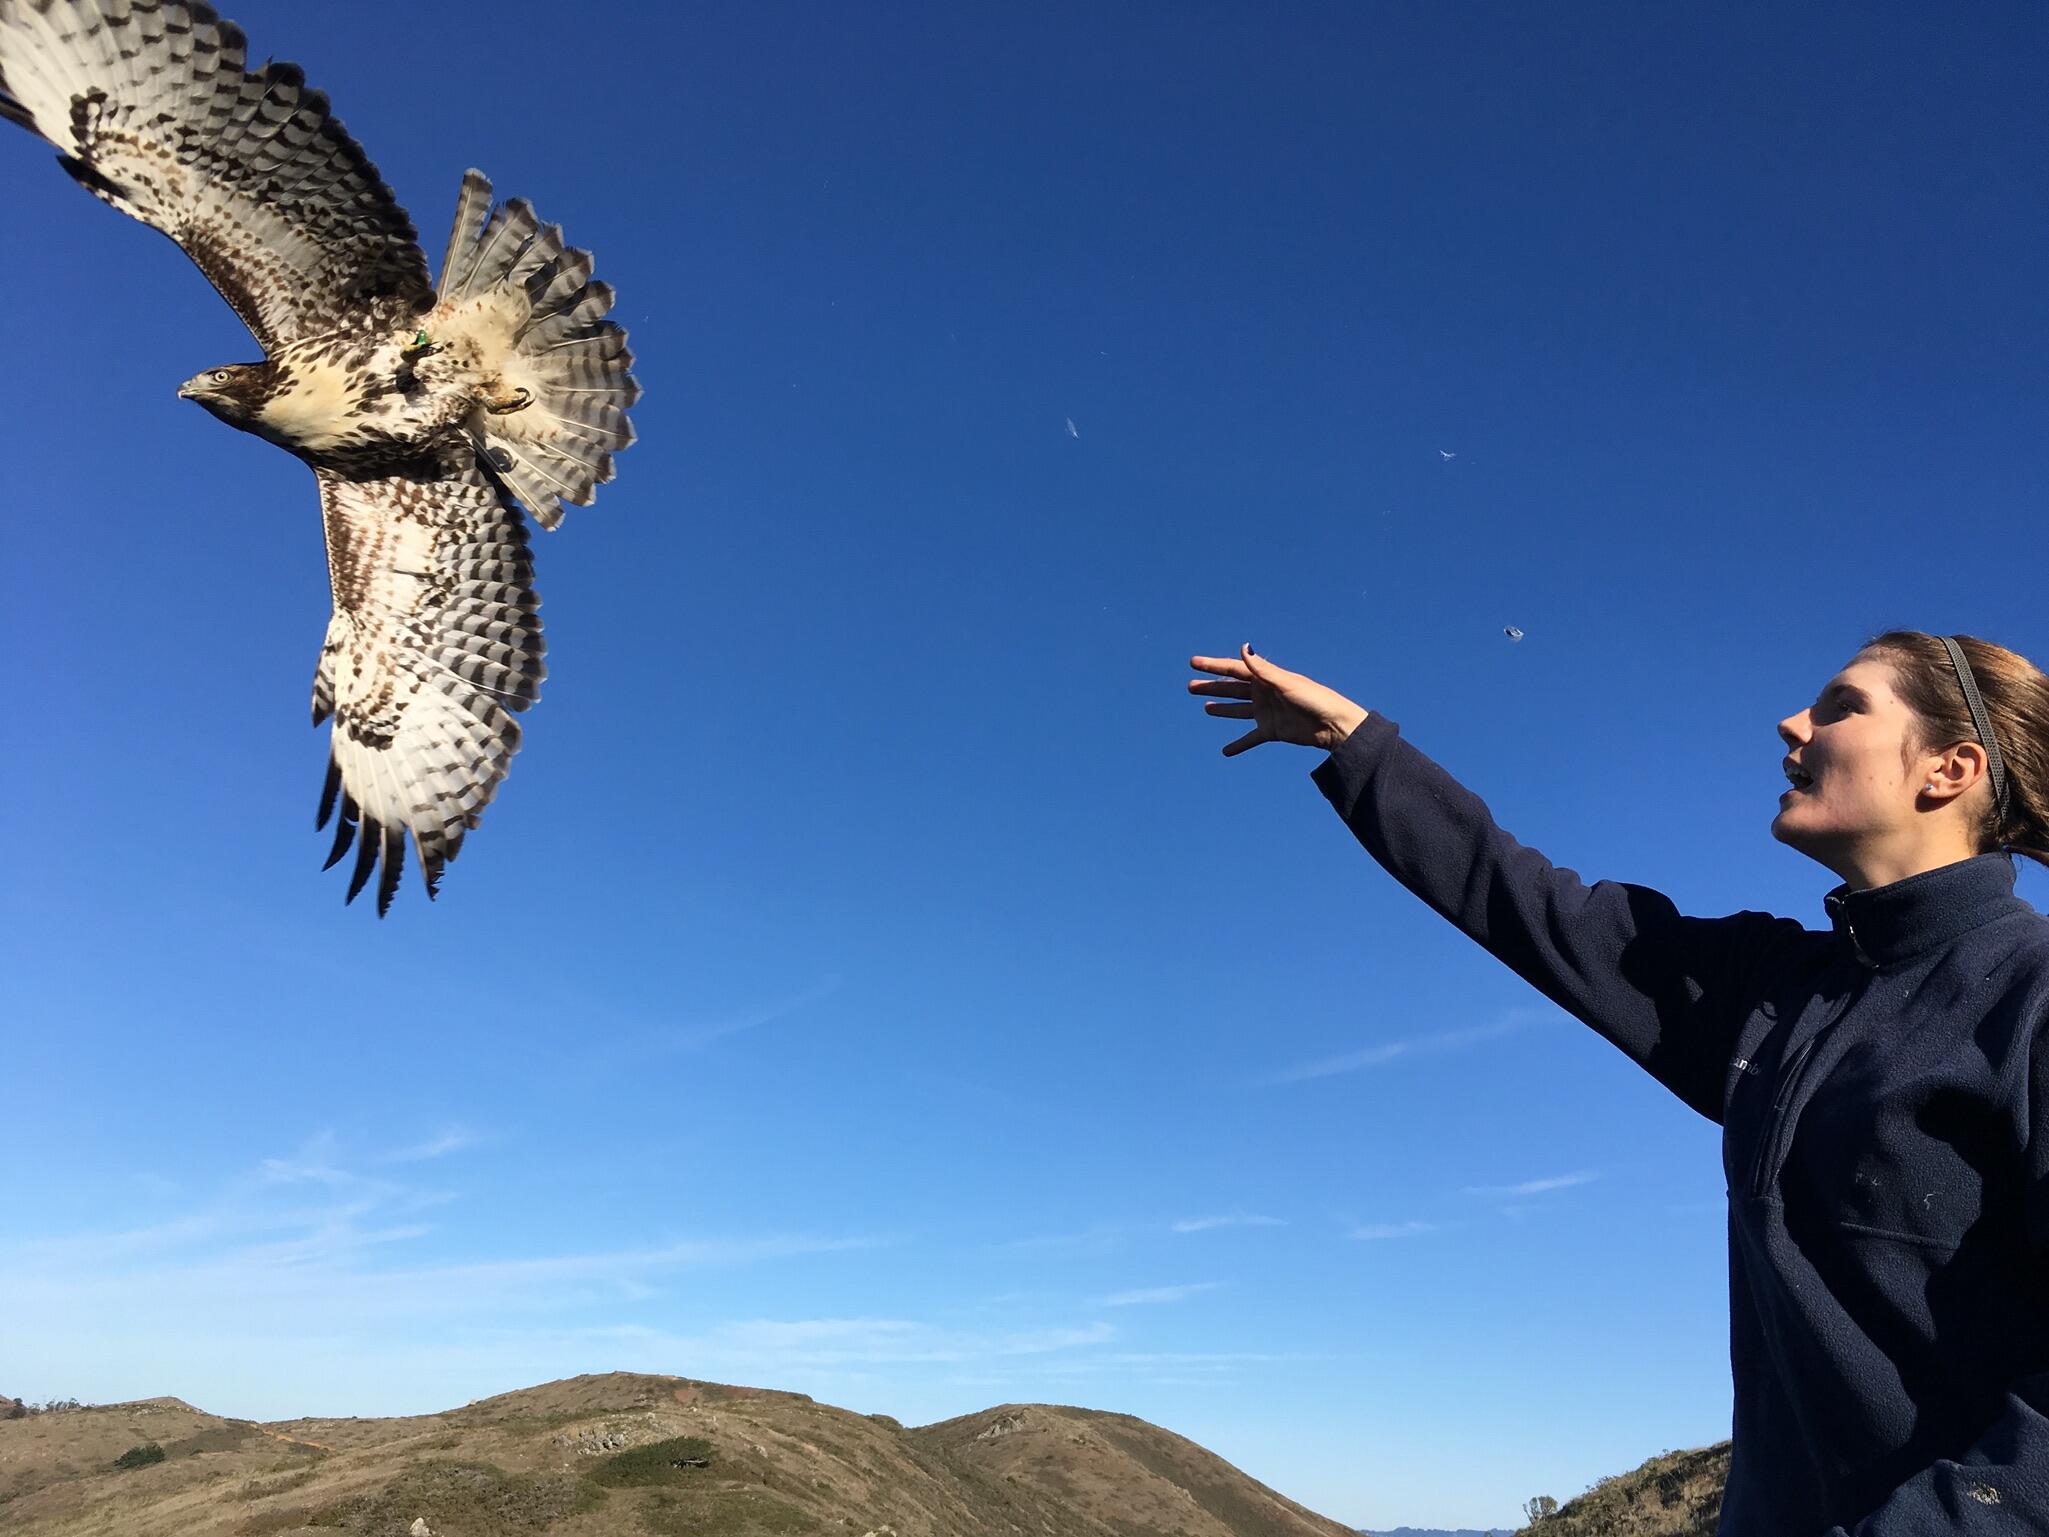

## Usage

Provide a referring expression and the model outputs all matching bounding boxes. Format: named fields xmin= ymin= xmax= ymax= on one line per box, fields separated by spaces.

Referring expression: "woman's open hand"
xmin=1188 ymin=645 xmax=1370 ymax=756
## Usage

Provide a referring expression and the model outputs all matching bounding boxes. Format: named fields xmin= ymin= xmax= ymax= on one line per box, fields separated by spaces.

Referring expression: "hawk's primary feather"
xmin=313 ymin=451 xmax=544 ymax=911
xmin=0 ymin=0 xmax=431 ymax=348
xmin=0 ymin=0 xmax=640 ymax=913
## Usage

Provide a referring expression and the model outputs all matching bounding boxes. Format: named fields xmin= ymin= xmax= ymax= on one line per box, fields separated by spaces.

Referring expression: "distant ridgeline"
xmin=0 ymin=1373 xmax=1368 ymax=1536
xmin=1359 ymin=1528 xmax=1514 ymax=1537
xmin=0 ymin=1375 xmax=1726 ymax=1537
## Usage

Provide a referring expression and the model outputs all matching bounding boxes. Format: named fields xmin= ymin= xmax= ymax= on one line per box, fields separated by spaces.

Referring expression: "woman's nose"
xmin=1777 ymin=712 xmax=1806 ymax=748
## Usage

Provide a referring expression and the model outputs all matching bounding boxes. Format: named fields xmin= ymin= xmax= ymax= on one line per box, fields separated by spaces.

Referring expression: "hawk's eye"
xmin=212 ymin=370 xmax=231 ymax=383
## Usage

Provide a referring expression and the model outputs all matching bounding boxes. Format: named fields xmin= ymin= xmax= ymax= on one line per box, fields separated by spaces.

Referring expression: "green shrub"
xmin=113 ymin=1443 xmax=166 ymax=1471
xmin=589 ymin=1437 xmax=716 ymax=1488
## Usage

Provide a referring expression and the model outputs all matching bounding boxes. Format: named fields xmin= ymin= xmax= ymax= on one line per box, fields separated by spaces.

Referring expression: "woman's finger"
xmin=1222 ymin=725 xmax=1268 ymax=756
xmin=1204 ymin=701 xmax=1256 ymax=719
xmin=1189 ymin=654 xmax=1253 ymax=680
xmin=1188 ymin=679 xmax=1256 ymax=698
xmin=1240 ymin=643 xmax=1295 ymax=687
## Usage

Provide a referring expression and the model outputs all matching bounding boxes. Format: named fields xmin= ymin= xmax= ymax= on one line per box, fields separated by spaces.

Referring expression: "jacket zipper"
xmin=1746 ymin=972 xmax=1876 ymax=1199
xmin=1748 ymin=1033 xmax=1821 ymax=1198
xmin=1745 ymin=899 xmax=1879 ymax=1199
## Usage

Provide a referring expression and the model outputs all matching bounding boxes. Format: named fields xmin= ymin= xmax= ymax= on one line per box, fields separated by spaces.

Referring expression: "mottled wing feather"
xmin=313 ymin=452 xmax=545 ymax=913
xmin=0 ymin=0 xmax=431 ymax=348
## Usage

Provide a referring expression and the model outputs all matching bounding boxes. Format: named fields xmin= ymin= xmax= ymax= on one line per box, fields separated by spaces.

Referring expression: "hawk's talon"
xmin=485 ymin=386 xmax=533 ymax=415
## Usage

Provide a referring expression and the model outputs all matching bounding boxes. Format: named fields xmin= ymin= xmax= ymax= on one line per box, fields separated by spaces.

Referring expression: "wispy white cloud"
xmin=1098 ymin=1282 xmax=1226 ymax=1307
xmin=966 ymin=1347 xmax=1333 ymax=1389
xmin=1170 ymin=1213 xmax=1285 ymax=1234
xmin=1462 ymin=1170 xmax=1599 ymax=1198
xmin=965 ymin=1289 xmax=1060 ymax=1311
xmin=1346 ymin=1221 xmax=1437 ymax=1241
xmin=3 ymin=1147 xmax=878 ymax=1335
xmin=521 ymin=1316 xmax=1116 ymax=1372
xmin=997 ymin=1223 xmax=1131 ymax=1254
xmin=1007 ymin=1213 xmax=1285 ymax=1250
xmin=1103 ymin=1349 xmax=1321 ymax=1367
xmin=1264 ymin=1016 xmax=1529 ymax=1085
xmin=991 ymin=1323 xmax=1113 ymax=1357
xmin=17 ymin=1148 xmax=447 ymax=1270
xmin=379 ymin=1235 xmax=881 ymax=1301
xmin=643 ymin=974 xmax=845 ymax=1055
xmin=378 ymin=1127 xmax=482 ymax=1165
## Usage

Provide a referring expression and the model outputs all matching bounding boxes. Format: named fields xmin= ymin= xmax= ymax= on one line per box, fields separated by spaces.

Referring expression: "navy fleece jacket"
xmin=1313 ymin=714 xmax=2049 ymax=1536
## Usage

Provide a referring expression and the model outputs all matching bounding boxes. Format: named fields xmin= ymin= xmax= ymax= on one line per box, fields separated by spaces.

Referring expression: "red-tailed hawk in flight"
xmin=0 ymin=0 xmax=639 ymax=913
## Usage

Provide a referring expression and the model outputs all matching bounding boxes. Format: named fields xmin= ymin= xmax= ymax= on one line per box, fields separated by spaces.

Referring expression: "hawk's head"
xmin=177 ymin=363 xmax=272 ymax=426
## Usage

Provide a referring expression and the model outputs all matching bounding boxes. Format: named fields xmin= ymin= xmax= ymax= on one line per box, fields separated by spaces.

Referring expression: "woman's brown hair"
xmin=1864 ymin=631 xmax=2049 ymax=868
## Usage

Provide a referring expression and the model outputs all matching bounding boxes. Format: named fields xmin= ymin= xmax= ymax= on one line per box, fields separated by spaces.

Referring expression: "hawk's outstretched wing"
xmin=0 ymin=0 xmax=431 ymax=348
xmin=313 ymin=452 xmax=545 ymax=915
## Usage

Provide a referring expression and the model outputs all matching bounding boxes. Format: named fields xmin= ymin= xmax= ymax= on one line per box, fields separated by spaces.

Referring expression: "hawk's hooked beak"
xmin=177 ymin=370 xmax=234 ymax=402
xmin=176 ymin=370 xmax=249 ymax=423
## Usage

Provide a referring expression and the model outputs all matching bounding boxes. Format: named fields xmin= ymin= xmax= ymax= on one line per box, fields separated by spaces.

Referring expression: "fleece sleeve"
xmin=1311 ymin=713 xmax=1800 ymax=1124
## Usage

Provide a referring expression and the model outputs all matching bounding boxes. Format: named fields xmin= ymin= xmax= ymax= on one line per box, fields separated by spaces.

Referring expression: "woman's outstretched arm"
xmin=1189 ymin=645 xmax=1805 ymax=1123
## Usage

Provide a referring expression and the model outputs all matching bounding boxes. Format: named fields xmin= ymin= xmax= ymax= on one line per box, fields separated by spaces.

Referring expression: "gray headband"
xmin=1938 ymin=635 xmax=2011 ymax=828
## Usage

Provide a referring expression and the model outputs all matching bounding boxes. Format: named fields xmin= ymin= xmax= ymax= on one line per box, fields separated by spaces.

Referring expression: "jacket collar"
xmin=1823 ymin=854 xmax=2021 ymax=969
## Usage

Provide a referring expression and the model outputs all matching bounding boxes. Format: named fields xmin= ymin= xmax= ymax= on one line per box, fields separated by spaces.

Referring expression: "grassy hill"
xmin=0 ymin=1372 xmax=1359 ymax=1537
xmin=1512 ymin=1443 xmax=1730 ymax=1537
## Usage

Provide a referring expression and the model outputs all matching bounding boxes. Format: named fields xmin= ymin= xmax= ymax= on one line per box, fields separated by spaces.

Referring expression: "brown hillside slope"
xmin=0 ymin=1371 xmax=1358 ymax=1537
xmin=915 ymin=1403 xmax=1353 ymax=1537
xmin=1514 ymin=1442 xmax=1730 ymax=1537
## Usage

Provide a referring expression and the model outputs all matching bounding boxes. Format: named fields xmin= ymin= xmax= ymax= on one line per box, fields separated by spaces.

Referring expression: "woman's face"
xmin=1772 ymin=653 xmax=1926 ymax=873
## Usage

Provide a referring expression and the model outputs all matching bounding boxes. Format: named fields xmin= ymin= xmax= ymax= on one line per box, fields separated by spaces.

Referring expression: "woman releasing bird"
xmin=1191 ymin=633 xmax=2049 ymax=1534
xmin=0 ymin=0 xmax=639 ymax=913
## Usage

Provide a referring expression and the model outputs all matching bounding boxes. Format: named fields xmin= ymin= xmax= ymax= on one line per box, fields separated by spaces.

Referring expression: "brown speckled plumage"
xmin=0 ymin=0 xmax=638 ymax=913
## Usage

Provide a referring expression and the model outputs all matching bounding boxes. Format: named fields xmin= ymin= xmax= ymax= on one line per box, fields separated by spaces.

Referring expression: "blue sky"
xmin=2 ymin=1 xmax=2047 ymax=1527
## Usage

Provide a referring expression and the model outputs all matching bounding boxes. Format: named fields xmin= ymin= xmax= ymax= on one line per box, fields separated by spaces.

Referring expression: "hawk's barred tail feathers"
xmin=438 ymin=168 xmax=639 ymax=530
xmin=438 ymin=166 xmax=494 ymax=294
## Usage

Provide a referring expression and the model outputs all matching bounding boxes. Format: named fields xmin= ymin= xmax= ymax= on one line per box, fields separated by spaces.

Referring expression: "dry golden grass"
xmin=0 ymin=1373 xmax=1360 ymax=1537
